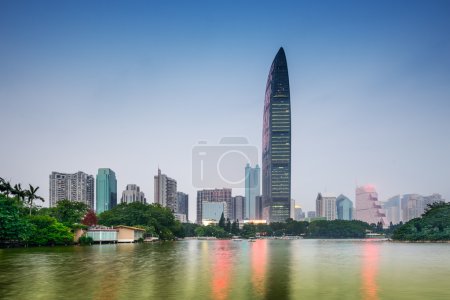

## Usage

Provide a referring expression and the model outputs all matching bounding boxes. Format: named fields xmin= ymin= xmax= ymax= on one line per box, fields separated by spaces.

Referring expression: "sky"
xmin=1 ymin=0 xmax=450 ymax=221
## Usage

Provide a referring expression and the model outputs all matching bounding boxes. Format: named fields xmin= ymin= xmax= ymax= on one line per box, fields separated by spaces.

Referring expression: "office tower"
xmin=177 ymin=192 xmax=189 ymax=222
xmin=255 ymin=196 xmax=263 ymax=219
xmin=231 ymin=195 xmax=245 ymax=221
xmin=196 ymin=188 xmax=232 ymax=224
xmin=290 ymin=199 xmax=296 ymax=219
xmin=355 ymin=185 xmax=387 ymax=226
xmin=294 ymin=205 xmax=305 ymax=221
xmin=307 ymin=211 xmax=316 ymax=218
xmin=96 ymin=168 xmax=117 ymax=214
xmin=245 ymin=164 xmax=260 ymax=220
xmin=49 ymin=171 xmax=94 ymax=209
xmin=202 ymin=201 xmax=227 ymax=223
xmin=336 ymin=194 xmax=353 ymax=220
xmin=121 ymin=184 xmax=146 ymax=204
xmin=401 ymin=194 xmax=425 ymax=222
xmin=316 ymin=193 xmax=337 ymax=221
xmin=383 ymin=195 xmax=402 ymax=224
xmin=262 ymin=47 xmax=292 ymax=223
xmin=154 ymin=168 xmax=177 ymax=212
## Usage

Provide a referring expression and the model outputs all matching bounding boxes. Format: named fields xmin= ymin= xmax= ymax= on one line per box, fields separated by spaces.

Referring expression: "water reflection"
xmin=361 ymin=242 xmax=379 ymax=300
xmin=265 ymin=241 xmax=291 ymax=299
xmin=2 ymin=240 xmax=450 ymax=300
xmin=211 ymin=241 xmax=233 ymax=300
xmin=251 ymin=240 xmax=267 ymax=297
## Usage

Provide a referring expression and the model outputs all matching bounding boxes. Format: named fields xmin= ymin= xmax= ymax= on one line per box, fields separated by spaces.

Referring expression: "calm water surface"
xmin=1 ymin=239 xmax=449 ymax=300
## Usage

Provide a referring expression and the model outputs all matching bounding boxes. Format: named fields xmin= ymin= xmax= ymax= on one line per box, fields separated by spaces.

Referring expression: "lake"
xmin=1 ymin=239 xmax=449 ymax=299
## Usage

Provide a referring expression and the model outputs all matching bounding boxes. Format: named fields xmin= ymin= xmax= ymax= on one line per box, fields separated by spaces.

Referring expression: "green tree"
xmin=195 ymin=224 xmax=229 ymax=238
xmin=306 ymin=220 xmax=371 ymax=238
xmin=25 ymin=184 xmax=44 ymax=215
xmin=27 ymin=215 xmax=74 ymax=246
xmin=11 ymin=183 xmax=26 ymax=204
xmin=393 ymin=202 xmax=450 ymax=241
xmin=218 ymin=212 xmax=225 ymax=229
xmin=97 ymin=202 xmax=182 ymax=240
xmin=181 ymin=223 xmax=200 ymax=237
xmin=52 ymin=200 xmax=89 ymax=227
xmin=0 ymin=195 xmax=31 ymax=244
xmin=0 ymin=177 xmax=14 ymax=198
xmin=225 ymin=218 xmax=231 ymax=233
xmin=241 ymin=224 xmax=256 ymax=238
xmin=231 ymin=220 xmax=239 ymax=235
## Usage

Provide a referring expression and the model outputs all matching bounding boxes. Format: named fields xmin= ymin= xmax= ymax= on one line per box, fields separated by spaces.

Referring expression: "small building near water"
xmin=86 ymin=227 xmax=118 ymax=243
xmin=115 ymin=225 xmax=145 ymax=243
xmin=74 ymin=225 xmax=145 ymax=244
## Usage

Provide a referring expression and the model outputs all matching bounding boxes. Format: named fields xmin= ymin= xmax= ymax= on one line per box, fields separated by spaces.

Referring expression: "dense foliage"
xmin=27 ymin=215 xmax=73 ymax=246
xmin=49 ymin=200 xmax=89 ymax=227
xmin=0 ymin=195 xmax=32 ymax=243
xmin=0 ymin=194 xmax=73 ymax=246
xmin=195 ymin=224 xmax=229 ymax=238
xmin=392 ymin=202 xmax=450 ymax=241
xmin=97 ymin=202 xmax=184 ymax=240
xmin=306 ymin=220 xmax=372 ymax=238
xmin=79 ymin=235 xmax=94 ymax=245
xmin=184 ymin=218 xmax=372 ymax=239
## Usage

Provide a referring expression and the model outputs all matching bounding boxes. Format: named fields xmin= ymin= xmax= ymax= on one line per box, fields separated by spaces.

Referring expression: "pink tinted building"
xmin=355 ymin=185 xmax=388 ymax=227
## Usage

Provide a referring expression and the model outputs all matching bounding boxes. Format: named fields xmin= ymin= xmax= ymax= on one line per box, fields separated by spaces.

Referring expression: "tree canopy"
xmin=97 ymin=202 xmax=183 ymax=240
xmin=392 ymin=202 xmax=450 ymax=241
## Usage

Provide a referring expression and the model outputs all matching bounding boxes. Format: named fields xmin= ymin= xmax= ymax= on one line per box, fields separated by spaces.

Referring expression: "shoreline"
xmin=3 ymin=238 xmax=450 ymax=249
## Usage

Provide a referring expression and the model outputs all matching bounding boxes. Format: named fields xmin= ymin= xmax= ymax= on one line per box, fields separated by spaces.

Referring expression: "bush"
xmin=27 ymin=215 xmax=74 ymax=246
xmin=78 ymin=235 xmax=93 ymax=246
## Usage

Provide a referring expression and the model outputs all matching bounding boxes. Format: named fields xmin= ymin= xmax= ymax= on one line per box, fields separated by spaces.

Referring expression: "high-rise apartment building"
xmin=49 ymin=171 xmax=94 ymax=209
xmin=383 ymin=195 xmax=402 ymax=225
xmin=196 ymin=188 xmax=232 ymax=224
xmin=121 ymin=184 xmax=145 ymax=204
xmin=316 ymin=193 xmax=337 ymax=221
xmin=423 ymin=193 xmax=445 ymax=207
xmin=355 ymin=185 xmax=387 ymax=226
xmin=96 ymin=168 xmax=117 ymax=214
xmin=336 ymin=194 xmax=353 ymax=220
xmin=176 ymin=192 xmax=189 ymax=222
xmin=383 ymin=193 xmax=445 ymax=224
xmin=401 ymin=194 xmax=425 ymax=222
xmin=262 ymin=47 xmax=292 ymax=223
xmin=245 ymin=164 xmax=260 ymax=220
xmin=154 ymin=168 xmax=177 ymax=212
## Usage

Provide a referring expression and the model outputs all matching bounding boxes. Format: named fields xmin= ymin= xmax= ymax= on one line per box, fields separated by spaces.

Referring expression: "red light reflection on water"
xmin=211 ymin=241 xmax=232 ymax=300
xmin=362 ymin=242 xmax=380 ymax=300
xmin=251 ymin=240 xmax=267 ymax=296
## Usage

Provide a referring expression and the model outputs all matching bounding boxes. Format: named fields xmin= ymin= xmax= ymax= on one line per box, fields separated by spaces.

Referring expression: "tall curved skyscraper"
xmin=262 ymin=47 xmax=292 ymax=222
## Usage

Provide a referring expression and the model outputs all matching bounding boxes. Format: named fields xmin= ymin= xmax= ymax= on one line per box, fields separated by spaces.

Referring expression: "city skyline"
xmin=2 ymin=1 xmax=450 ymax=221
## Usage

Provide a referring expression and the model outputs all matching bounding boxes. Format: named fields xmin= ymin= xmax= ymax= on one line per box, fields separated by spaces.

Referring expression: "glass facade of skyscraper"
xmin=96 ymin=168 xmax=117 ymax=214
xmin=336 ymin=194 xmax=353 ymax=221
xmin=262 ymin=47 xmax=292 ymax=222
xmin=245 ymin=164 xmax=260 ymax=220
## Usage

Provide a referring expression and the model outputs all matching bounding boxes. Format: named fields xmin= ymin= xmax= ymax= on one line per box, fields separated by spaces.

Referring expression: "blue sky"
xmin=1 ymin=0 xmax=450 ymax=220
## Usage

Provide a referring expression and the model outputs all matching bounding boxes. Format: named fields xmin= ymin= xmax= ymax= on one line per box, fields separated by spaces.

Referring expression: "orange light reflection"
xmin=362 ymin=242 xmax=379 ymax=300
xmin=251 ymin=240 xmax=267 ymax=297
xmin=211 ymin=241 xmax=232 ymax=300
